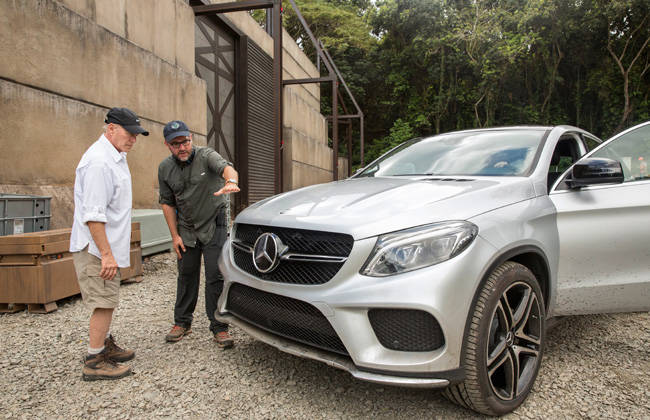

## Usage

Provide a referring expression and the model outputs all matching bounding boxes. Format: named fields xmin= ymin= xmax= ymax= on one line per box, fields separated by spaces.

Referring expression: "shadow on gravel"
xmin=545 ymin=313 xmax=649 ymax=362
xmin=241 ymin=340 xmax=480 ymax=419
xmin=229 ymin=311 xmax=648 ymax=419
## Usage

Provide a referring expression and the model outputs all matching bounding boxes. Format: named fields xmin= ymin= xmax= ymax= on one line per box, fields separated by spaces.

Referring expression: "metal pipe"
xmin=347 ymin=115 xmax=352 ymax=177
xmin=321 ymin=42 xmax=364 ymax=170
xmin=338 ymin=87 xmax=349 ymax=115
xmin=326 ymin=114 xmax=359 ymax=120
xmin=273 ymin=0 xmax=283 ymax=192
xmin=193 ymin=0 xmax=273 ymax=15
xmin=332 ymin=80 xmax=338 ymax=181
xmin=360 ymin=114 xmax=364 ymax=166
xmin=337 ymin=86 xmax=352 ymax=176
xmin=321 ymin=44 xmax=363 ymax=117
xmin=287 ymin=0 xmax=335 ymax=76
xmin=265 ymin=8 xmax=272 ymax=35
xmin=283 ymin=76 xmax=334 ymax=85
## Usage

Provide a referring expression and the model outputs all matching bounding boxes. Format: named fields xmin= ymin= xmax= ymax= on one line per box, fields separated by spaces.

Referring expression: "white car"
xmin=216 ymin=122 xmax=650 ymax=415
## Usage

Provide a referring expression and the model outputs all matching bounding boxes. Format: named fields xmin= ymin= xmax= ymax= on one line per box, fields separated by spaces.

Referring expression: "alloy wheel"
xmin=486 ymin=281 xmax=542 ymax=401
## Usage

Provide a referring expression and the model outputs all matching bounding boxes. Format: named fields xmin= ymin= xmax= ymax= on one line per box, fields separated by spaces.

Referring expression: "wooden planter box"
xmin=0 ymin=223 xmax=142 ymax=313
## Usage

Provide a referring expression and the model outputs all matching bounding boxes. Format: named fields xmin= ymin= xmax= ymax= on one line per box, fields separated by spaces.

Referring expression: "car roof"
xmin=437 ymin=125 xmax=559 ymax=135
xmin=430 ymin=125 xmax=600 ymax=142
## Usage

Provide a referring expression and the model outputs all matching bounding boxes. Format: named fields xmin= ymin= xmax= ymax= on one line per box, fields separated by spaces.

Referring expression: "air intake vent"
xmin=424 ymin=178 xmax=474 ymax=182
xmin=368 ymin=308 xmax=444 ymax=352
xmin=227 ymin=283 xmax=348 ymax=355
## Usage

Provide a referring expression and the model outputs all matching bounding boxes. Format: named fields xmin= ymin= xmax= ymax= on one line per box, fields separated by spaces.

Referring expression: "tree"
xmin=600 ymin=0 xmax=649 ymax=132
xmin=268 ymin=0 xmax=650 ymax=162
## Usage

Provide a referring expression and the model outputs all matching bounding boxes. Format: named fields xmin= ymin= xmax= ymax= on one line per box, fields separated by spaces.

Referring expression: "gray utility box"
xmin=0 ymin=193 xmax=51 ymax=236
xmin=131 ymin=209 xmax=173 ymax=256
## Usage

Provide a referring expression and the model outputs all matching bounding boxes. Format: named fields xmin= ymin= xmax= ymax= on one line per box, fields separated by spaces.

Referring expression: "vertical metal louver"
xmin=245 ymin=40 xmax=275 ymax=205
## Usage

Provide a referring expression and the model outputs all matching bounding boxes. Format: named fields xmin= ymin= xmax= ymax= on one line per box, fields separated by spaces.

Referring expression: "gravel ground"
xmin=1 ymin=251 xmax=648 ymax=419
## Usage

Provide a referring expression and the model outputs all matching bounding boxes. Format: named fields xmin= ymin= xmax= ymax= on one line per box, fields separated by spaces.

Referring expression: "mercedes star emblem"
xmin=252 ymin=233 xmax=287 ymax=273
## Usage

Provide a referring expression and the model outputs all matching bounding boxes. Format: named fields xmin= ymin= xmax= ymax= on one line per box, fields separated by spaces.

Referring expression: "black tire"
xmin=444 ymin=261 xmax=546 ymax=416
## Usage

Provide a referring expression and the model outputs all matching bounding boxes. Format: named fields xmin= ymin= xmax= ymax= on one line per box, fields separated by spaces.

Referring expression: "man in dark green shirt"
xmin=158 ymin=120 xmax=240 ymax=348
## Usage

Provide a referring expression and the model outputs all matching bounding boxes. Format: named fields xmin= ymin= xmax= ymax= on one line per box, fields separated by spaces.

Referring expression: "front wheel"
xmin=444 ymin=261 xmax=546 ymax=415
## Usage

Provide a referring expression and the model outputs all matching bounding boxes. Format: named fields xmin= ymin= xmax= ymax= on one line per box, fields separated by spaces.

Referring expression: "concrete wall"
xmin=0 ymin=0 xmax=347 ymax=230
xmin=0 ymin=0 xmax=206 ymax=228
xmin=211 ymin=2 xmax=348 ymax=191
xmin=57 ymin=0 xmax=195 ymax=74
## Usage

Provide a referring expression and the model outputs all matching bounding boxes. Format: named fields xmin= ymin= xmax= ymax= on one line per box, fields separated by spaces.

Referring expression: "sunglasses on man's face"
xmin=169 ymin=138 xmax=191 ymax=149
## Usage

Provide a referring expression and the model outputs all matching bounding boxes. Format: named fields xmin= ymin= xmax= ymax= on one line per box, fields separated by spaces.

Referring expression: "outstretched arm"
xmin=214 ymin=165 xmax=240 ymax=196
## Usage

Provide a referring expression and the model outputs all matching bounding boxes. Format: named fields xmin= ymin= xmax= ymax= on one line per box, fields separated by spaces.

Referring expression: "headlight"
xmin=361 ymin=221 xmax=478 ymax=277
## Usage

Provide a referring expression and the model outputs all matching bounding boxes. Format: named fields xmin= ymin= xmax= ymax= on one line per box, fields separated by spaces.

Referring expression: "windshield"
xmin=356 ymin=129 xmax=547 ymax=177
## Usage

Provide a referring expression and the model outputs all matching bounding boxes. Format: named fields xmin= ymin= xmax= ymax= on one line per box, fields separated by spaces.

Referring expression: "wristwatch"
xmin=226 ymin=178 xmax=238 ymax=185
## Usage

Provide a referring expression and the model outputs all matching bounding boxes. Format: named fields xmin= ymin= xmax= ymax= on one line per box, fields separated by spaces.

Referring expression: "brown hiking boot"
xmin=82 ymin=351 xmax=131 ymax=381
xmin=165 ymin=325 xmax=191 ymax=342
xmin=104 ymin=334 xmax=135 ymax=362
xmin=214 ymin=331 xmax=234 ymax=349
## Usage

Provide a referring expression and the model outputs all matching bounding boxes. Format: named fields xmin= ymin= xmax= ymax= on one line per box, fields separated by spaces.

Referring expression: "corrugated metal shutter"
xmin=246 ymin=40 xmax=275 ymax=204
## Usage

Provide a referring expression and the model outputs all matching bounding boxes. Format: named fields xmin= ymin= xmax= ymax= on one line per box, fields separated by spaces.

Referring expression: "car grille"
xmin=232 ymin=223 xmax=354 ymax=285
xmin=368 ymin=309 xmax=445 ymax=352
xmin=226 ymin=283 xmax=348 ymax=356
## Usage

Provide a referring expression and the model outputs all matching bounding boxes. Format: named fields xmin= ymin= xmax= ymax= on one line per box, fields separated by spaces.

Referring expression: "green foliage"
xmin=280 ymin=0 xmax=649 ymax=167
xmin=284 ymin=0 xmax=375 ymax=56
xmin=364 ymin=118 xmax=416 ymax=164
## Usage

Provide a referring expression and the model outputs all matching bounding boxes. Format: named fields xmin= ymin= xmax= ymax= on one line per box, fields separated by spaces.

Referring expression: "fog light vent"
xmin=227 ymin=283 xmax=348 ymax=355
xmin=368 ymin=309 xmax=444 ymax=352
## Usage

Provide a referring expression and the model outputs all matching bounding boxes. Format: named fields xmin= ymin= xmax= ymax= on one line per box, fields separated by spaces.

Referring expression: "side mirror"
xmin=565 ymin=157 xmax=624 ymax=189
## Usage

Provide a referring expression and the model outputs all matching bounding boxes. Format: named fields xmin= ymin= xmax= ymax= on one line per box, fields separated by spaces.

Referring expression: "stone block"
xmin=174 ymin=0 xmax=196 ymax=73
xmin=282 ymin=28 xmax=318 ymax=76
xmin=0 ymin=80 xmax=176 ymax=220
xmin=125 ymin=0 xmax=155 ymax=54
xmin=0 ymin=0 xmax=206 ymax=133
xmin=291 ymin=162 xmax=332 ymax=190
xmin=56 ymin=0 xmax=94 ymax=20
xmin=290 ymin=130 xmax=332 ymax=171
xmin=0 ymin=80 xmax=101 ymax=186
xmin=95 ymin=0 xmax=126 ymax=37
xmin=282 ymin=128 xmax=294 ymax=192
xmin=284 ymin=87 xmax=327 ymax=145
xmin=152 ymin=0 xmax=176 ymax=65
xmin=282 ymin=72 xmax=319 ymax=111
xmin=280 ymin=29 xmax=319 ymax=105
xmin=338 ymin=156 xmax=349 ymax=179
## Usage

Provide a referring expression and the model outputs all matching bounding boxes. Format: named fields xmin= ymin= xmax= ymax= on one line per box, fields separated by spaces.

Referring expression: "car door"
xmin=549 ymin=122 xmax=650 ymax=316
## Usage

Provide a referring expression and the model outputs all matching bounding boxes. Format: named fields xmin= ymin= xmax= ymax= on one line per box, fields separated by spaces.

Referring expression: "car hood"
xmin=236 ymin=176 xmax=536 ymax=239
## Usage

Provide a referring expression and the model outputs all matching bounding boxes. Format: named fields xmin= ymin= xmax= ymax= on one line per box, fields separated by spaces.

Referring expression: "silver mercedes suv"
xmin=217 ymin=122 xmax=650 ymax=415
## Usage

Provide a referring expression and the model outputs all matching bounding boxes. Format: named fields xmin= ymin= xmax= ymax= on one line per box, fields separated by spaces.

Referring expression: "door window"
xmin=590 ymin=124 xmax=650 ymax=182
xmin=547 ymin=137 xmax=581 ymax=191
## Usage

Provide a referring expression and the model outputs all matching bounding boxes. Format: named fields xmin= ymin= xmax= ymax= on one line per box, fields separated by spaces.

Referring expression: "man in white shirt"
xmin=70 ymin=107 xmax=148 ymax=381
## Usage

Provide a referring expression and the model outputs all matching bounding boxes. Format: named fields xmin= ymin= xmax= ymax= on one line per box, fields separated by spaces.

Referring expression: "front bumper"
xmin=217 ymin=234 xmax=497 ymax=385
xmin=215 ymin=312 xmax=452 ymax=388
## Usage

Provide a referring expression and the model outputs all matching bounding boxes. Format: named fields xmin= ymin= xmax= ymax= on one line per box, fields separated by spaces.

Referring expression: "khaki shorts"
xmin=73 ymin=247 xmax=121 ymax=311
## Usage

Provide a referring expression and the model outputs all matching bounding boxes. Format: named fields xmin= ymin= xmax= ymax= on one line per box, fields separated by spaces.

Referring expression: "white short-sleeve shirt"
xmin=70 ymin=134 xmax=132 ymax=267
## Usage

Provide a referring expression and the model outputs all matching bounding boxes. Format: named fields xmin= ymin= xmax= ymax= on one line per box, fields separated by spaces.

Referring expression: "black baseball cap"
xmin=105 ymin=107 xmax=149 ymax=136
xmin=163 ymin=120 xmax=191 ymax=142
